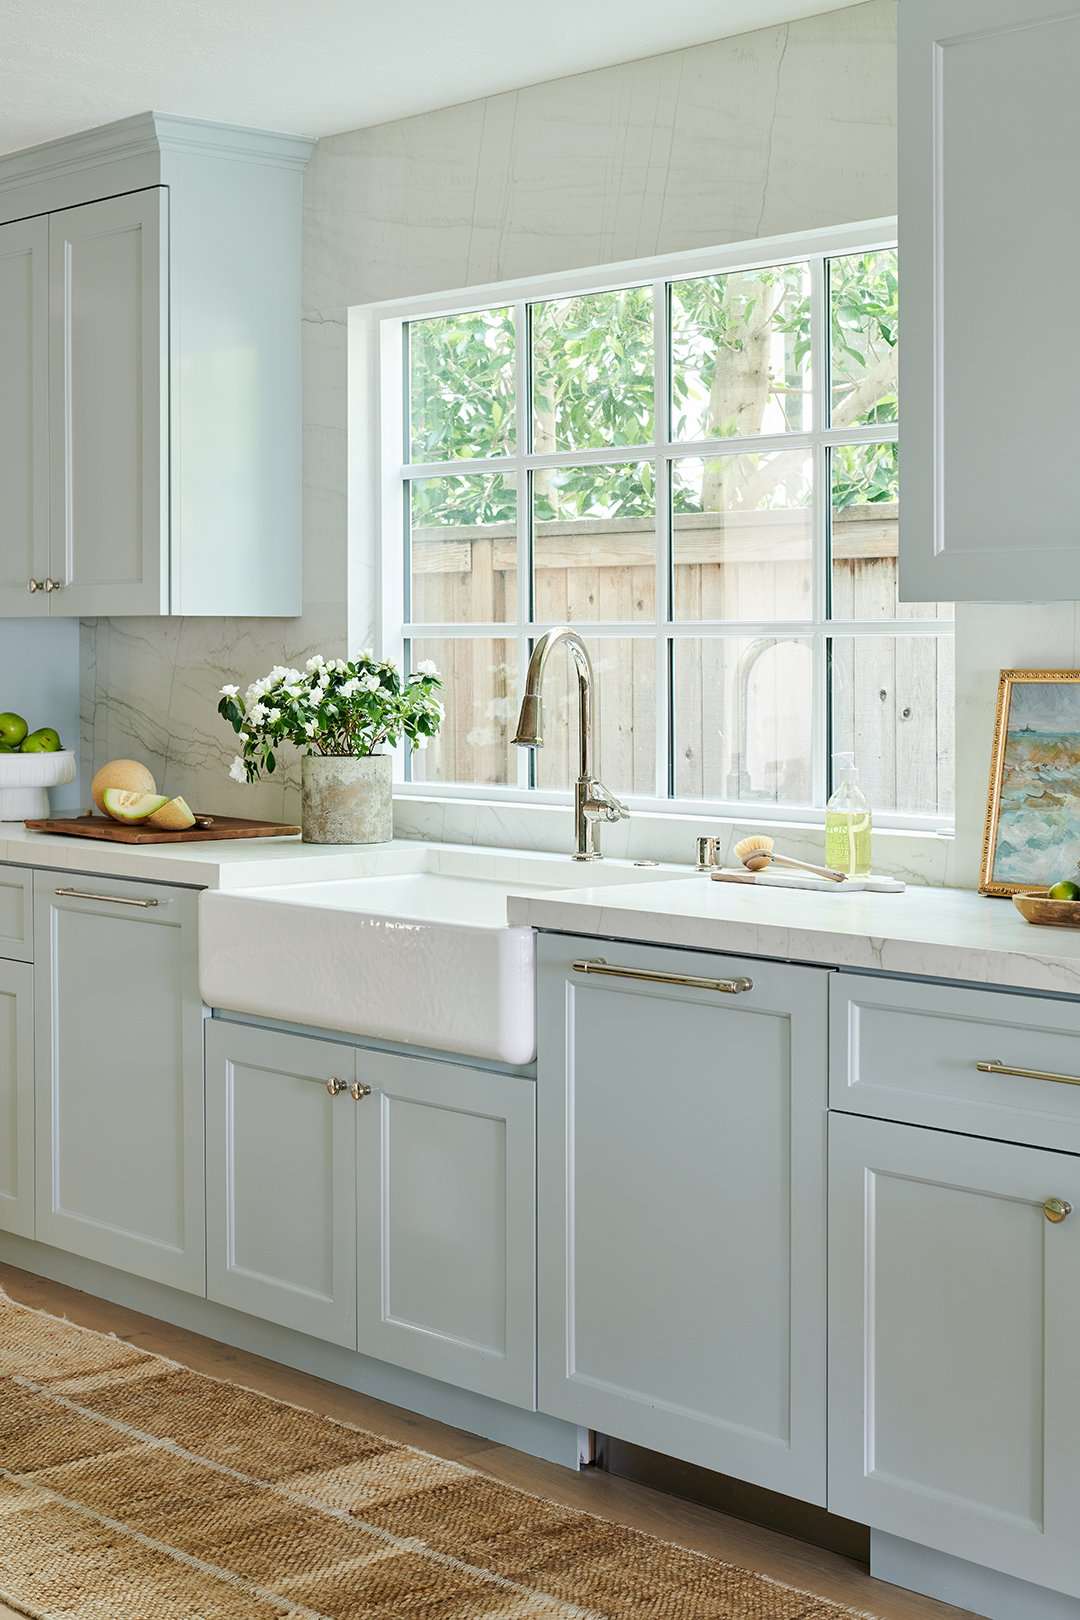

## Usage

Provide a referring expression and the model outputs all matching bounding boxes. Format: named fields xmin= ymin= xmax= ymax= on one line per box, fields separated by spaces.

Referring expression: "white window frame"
xmin=350 ymin=215 xmax=953 ymax=833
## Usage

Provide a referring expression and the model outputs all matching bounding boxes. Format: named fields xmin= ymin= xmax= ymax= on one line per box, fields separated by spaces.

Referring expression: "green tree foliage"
xmin=407 ymin=250 xmax=897 ymax=527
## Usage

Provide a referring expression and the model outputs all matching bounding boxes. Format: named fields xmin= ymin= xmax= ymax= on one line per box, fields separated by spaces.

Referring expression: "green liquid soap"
xmin=825 ymin=752 xmax=872 ymax=877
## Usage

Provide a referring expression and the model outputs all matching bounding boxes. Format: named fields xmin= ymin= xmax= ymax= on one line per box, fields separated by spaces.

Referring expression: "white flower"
xmin=248 ymin=701 xmax=268 ymax=723
xmin=415 ymin=659 xmax=439 ymax=678
xmin=360 ymin=648 xmax=374 ymax=661
xmin=266 ymin=707 xmax=281 ymax=723
xmin=362 ymin=672 xmax=382 ymax=693
xmin=304 ymin=719 xmax=318 ymax=737
xmin=339 ymin=677 xmax=361 ymax=698
xmin=219 ymin=683 xmax=239 ymax=698
xmin=305 ymin=654 xmax=325 ymax=671
xmin=228 ymin=756 xmax=247 ymax=783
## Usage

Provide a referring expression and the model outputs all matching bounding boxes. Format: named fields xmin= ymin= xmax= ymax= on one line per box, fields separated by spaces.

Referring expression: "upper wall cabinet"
xmin=0 ymin=113 xmax=314 ymax=618
xmin=899 ymin=0 xmax=1080 ymax=602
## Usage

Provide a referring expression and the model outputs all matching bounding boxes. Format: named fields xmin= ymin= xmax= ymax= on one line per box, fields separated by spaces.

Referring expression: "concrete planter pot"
xmin=300 ymin=753 xmax=392 ymax=845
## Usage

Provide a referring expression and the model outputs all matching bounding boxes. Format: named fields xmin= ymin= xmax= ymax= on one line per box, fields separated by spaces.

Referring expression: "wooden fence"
xmin=411 ymin=503 xmax=954 ymax=816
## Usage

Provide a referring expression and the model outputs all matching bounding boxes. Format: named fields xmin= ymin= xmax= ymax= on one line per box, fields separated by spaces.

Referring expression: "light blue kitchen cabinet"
xmin=0 ymin=215 xmax=49 ymax=615
xmin=33 ymin=871 xmax=205 ymax=1293
xmin=0 ymin=957 xmax=34 ymax=1239
xmin=0 ymin=114 xmax=313 ymax=618
xmin=205 ymin=1021 xmax=537 ymax=1408
xmin=355 ymin=1048 xmax=536 ymax=1410
xmin=0 ymin=866 xmax=33 ymax=962
xmin=829 ymin=1111 xmax=1080 ymax=1599
xmin=537 ymin=936 xmax=829 ymax=1503
xmin=205 ymin=1021 xmax=358 ymax=1349
xmin=900 ymin=0 xmax=1080 ymax=600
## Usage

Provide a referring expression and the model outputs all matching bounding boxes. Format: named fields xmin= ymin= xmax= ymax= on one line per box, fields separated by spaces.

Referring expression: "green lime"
xmin=1048 ymin=880 xmax=1080 ymax=901
xmin=20 ymin=726 xmax=62 ymax=754
xmin=0 ymin=712 xmax=27 ymax=747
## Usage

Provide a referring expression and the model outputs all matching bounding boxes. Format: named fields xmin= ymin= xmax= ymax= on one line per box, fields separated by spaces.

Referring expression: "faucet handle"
xmin=696 ymin=836 xmax=721 ymax=871
xmin=583 ymin=776 xmax=628 ymax=823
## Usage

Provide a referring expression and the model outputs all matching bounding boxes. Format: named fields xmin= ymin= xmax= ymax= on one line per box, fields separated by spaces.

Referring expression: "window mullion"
xmin=514 ymin=299 xmax=532 ymax=791
xmin=810 ymin=254 xmax=829 ymax=808
xmin=653 ymin=278 xmax=671 ymax=801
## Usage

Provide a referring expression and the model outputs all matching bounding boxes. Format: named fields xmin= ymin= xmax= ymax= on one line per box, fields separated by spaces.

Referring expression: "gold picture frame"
xmin=980 ymin=668 xmax=1080 ymax=896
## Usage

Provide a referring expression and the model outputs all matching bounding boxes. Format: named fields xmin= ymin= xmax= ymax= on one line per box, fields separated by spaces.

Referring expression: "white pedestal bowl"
xmin=0 ymin=750 xmax=78 ymax=820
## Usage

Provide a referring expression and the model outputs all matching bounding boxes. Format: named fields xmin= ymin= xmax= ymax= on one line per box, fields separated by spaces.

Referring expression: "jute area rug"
xmin=0 ymin=1289 xmax=877 ymax=1620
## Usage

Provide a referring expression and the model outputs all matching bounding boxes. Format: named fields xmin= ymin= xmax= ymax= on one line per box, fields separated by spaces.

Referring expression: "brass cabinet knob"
xmin=44 ymin=576 xmax=63 ymax=592
xmin=350 ymin=1081 xmax=372 ymax=1102
xmin=1044 ymin=1197 xmax=1072 ymax=1224
xmin=325 ymin=1077 xmax=347 ymax=1096
xmin=27 ymin=578 xmax=43 ymax=593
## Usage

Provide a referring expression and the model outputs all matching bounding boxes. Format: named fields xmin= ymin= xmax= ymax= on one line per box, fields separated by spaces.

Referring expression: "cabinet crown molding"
xmin=0 ymin=112 xmax=315 ymax=224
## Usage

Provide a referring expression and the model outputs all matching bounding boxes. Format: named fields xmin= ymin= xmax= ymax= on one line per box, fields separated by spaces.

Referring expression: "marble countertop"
xmin=0 ymin=822 xmax=430 ymax=889
xmin=6 ymin=819 xmax=1080 ymax=995
xmin=506 ymin=876 xmax=1080 ymax=996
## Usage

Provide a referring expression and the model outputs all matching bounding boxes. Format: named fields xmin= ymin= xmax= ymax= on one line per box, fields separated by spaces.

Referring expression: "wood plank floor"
xmin=0 ymin=1263 xmax=981 ymax=1620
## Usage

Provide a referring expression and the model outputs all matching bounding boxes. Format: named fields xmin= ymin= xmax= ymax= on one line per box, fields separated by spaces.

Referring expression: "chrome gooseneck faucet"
xmin=512 ymin=627 xmax=628 ymax=861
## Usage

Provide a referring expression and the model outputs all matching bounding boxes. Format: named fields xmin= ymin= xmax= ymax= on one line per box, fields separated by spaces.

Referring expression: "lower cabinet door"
xmin=0 ymin=958 xmax=34 ymax=1238
xmin=829 ymin=1112 xmax=1080 ymax=1599
xmin=34 ymin=874 xmax=205 ymax=1293
xmin=355 ymin=1050 xmax=536 ymax=1410
xmin=538 ymin=936 xmax=829 ymax=1504
xmin=206 ymin=1022 xmax=358 ymax=1349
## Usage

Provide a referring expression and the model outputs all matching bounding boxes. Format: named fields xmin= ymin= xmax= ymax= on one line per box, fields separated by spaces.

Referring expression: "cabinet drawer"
xmin=831 ymin=974 xmax=1080 ymax=1151
xmin=0 ymin=867 xmax=32 ymax=961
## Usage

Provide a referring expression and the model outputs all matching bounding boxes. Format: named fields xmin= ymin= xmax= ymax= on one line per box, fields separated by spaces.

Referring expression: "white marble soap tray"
xmin=712 ymin=867 xmax=905 ymax=894
xmin=0 ymin=750 xmax=77 ymax=820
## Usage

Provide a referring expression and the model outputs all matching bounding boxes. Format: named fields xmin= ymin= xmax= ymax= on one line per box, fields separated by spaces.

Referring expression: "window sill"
xmin=392 ymin=793 xmax=958 ymax=888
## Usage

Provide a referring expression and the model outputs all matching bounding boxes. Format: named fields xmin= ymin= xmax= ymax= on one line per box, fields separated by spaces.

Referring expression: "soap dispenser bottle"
xmin=825 ymin=752 xmax=872 ymax=876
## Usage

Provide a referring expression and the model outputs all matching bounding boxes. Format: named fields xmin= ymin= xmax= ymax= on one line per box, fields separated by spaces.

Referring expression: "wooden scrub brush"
xmin=732 ymin=834 xmax=845 ymax=883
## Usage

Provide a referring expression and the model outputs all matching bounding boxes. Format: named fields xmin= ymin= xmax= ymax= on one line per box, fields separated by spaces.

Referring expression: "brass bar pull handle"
xmin=976 ymin=1059 xmax=1080 ymax=1088
xmin=572 ymin=958 xmax=753 ymax=995
xmin=1044 ymin=1198 xmax=1072 ymax=1224
xmin=54 ymin=887 xmax=159 ymax=909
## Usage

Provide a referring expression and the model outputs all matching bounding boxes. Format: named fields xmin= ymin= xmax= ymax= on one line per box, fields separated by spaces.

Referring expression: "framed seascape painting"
xmin=981 ymin=670 xmax=1080 ymax=896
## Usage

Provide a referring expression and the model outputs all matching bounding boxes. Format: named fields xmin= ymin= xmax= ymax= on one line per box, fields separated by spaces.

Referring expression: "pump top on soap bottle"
xmin=825 ymin=752 xmax=872 ymax=876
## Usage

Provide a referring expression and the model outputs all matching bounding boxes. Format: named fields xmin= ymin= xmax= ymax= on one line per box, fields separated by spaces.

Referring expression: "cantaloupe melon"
xmin=91 ymin=759 xmax=157 ymax=815
xmin=102 ymin=788 xmax=170 ymax=824
xmin=147 ymin=795 xmax=196 ymax=830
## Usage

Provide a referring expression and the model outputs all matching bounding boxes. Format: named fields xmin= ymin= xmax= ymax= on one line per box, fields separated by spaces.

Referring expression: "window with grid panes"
xmin=383 ymin=229 xmax=953 ymax=827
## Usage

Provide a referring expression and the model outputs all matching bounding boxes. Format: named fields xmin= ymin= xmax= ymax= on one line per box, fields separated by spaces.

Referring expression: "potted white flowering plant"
xmin=218 ymin=652 xmax=443 ymax=844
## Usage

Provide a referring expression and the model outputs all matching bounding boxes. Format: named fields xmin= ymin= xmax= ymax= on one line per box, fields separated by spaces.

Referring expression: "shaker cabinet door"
xmin=0 ymin=959 xmax=34 ymax=1239
xmin=355 ymin=1049 xmax=536 ymax=1410
xmin=33 ymin=872 xmax=205 ymax=1292
xmin=900 ymin=0 xmax=1080 ymax=600
xmin=538 ymin=937 xmax=829 ymax=1504
xmin=206 ymin=1021 xmax=358 ymax=1349
xmin=0 ymin=216 xmax=49 ymax=615
xmin=48 ymin=189 xmax=168 ymax=615
xmin=829 ymin=1112 xmax=1080 ymax=1599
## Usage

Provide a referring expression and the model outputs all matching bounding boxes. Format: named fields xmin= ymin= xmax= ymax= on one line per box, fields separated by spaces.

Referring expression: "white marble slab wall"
xmin=84 ymin=1 xmax=903 ymax=827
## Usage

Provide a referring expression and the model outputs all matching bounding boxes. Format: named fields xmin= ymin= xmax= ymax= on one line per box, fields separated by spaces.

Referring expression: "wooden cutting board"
xmin=24 ymin=814 xmax=301 ymax=845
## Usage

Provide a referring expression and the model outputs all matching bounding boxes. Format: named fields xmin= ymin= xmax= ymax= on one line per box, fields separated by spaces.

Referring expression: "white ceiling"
xmin=0 ymin=0 xmax=868 ymax=156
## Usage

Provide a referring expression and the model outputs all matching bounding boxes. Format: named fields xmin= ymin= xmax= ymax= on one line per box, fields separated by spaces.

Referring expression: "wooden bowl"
xmin=1012 ymin=891 xmax=1080 ymax=928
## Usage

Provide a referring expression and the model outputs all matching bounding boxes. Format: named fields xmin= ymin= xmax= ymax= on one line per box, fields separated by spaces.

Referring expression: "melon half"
xmin=147 ymin=795 xmax=197 ymax=830
xmin=101 ymin=788 xmax=170 ymax=824
xmin=90 ymin=758 xmax=157 ymax=814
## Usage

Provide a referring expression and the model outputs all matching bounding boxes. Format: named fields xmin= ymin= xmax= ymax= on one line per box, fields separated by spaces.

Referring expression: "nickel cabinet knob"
xmin=27 ymin=578 xmax=43 ymax=593
xmin=44 ymin=576 xmax=63 ymax=592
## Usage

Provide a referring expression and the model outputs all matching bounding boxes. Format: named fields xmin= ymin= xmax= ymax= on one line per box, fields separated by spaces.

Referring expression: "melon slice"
xmin=147 ymin=795 xmax=197 ymax=830
xmin=101 ymin=788 xmax=170 ymax=824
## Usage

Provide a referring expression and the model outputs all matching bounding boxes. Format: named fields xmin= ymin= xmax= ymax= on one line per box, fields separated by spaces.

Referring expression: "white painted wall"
xmin=1 ymin=619 xmax=80 ymax=811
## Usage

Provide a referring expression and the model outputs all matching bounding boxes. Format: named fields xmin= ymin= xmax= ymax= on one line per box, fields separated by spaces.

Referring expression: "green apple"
xmin=0 ymin=742 xmax=13 ymax=754
xmin=20 ymin=727 xmax=62 ymax=754
xmin=0 ymin=712 xmax=27 ymax=747
xmin=1048 ymin=879 xmax=1080 ymax=901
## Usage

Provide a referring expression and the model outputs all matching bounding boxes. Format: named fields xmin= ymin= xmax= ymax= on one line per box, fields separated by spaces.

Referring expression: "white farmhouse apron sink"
xmin=198 ymin=844 xmax=684 ymax=1065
